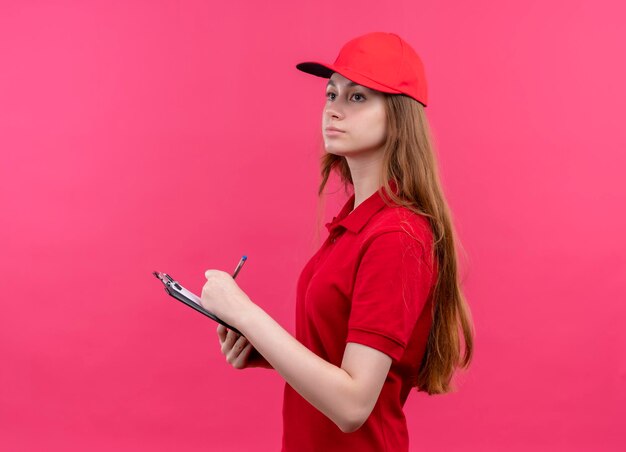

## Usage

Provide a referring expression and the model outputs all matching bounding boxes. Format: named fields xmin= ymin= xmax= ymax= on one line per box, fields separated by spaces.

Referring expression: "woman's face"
xmin=322 ymin=72 xmax=387 ymax=157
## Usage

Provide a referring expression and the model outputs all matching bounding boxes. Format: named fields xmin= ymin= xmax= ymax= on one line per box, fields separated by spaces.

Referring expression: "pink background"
xmin=1 ymin=1 xmax=625 ymax=450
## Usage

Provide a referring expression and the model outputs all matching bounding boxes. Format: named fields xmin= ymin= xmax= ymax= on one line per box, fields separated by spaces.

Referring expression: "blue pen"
xmin=232 ymin=255 xmax=247 ymax=279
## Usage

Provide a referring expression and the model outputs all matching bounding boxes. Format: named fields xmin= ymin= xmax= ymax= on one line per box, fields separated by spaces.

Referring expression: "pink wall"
xmin=1 ymin=1 xmax=625 ymax=450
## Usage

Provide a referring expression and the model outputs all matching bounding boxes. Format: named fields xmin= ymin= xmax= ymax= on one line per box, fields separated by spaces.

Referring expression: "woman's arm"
xmin=238 ymin=304 xmax=391 ymax=433
xmin=199 ymin=270 xmax=390 ymax=430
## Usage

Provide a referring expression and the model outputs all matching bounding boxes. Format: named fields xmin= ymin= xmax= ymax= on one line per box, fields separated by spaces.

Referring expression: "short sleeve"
xmin=346 ymin=230 xmax=433 ymax=363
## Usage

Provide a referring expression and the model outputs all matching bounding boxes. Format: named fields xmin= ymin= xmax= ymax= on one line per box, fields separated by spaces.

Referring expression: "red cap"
xmin=296 ymin=31 xmax=428 ymax=107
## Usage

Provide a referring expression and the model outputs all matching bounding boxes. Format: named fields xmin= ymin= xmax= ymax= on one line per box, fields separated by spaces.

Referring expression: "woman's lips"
xmin=324 ymin=127 xmax=345 ymax=136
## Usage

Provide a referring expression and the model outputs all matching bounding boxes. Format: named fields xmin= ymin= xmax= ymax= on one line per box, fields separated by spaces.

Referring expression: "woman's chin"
xmin=323 ymin=144 xmax=353 ymax=156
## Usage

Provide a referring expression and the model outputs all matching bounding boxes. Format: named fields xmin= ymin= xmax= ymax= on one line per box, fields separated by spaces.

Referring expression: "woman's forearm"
xmin=238 ymin=303 xmax=360 ymax=433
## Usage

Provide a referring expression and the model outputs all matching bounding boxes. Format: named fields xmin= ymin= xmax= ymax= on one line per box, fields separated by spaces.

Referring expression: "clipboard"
xmin=153 ymin=271 xmax=243 ymax=336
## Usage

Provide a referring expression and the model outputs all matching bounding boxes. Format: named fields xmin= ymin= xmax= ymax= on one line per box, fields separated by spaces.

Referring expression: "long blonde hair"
xmin=316 ymin=94 xmax=474 ymax=394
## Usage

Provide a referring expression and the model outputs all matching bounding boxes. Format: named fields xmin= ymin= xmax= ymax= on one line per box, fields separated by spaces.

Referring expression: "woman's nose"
xmin=324 ymin=105 xmax=343 ymax=120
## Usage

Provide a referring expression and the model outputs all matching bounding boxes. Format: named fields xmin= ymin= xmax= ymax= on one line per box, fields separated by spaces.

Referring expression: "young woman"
xmin=200 ymin=31 xmax=474 ymax=451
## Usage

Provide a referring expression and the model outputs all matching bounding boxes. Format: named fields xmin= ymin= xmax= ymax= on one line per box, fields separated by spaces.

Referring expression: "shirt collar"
xmin=325 ymin=179 xmax=400 ymax=234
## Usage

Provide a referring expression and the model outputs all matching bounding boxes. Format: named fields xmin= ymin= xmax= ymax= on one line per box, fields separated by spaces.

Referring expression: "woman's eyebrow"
xmin=326 ymin=80 xmax=364 ymax=89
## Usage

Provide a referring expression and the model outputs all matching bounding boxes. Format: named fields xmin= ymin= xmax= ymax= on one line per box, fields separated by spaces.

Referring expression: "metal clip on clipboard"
xmin=153 ymin=271 xmax=243 ymax=336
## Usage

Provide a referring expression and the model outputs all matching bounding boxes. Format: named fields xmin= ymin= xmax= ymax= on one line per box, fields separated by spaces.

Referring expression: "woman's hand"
xmin=202 ymin=269 xmax=273 ymax=369
xmin=216 ymin=324 xmax=273 ymax=369
xmin=217 ymin=324 xmax=255 ymax=369
xmin=200 ymin=269 xmax=255 ymax=329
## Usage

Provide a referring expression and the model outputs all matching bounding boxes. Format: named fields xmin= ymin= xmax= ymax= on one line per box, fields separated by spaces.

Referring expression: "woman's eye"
xmin=325 ymin=92 xmax=366 ymax=102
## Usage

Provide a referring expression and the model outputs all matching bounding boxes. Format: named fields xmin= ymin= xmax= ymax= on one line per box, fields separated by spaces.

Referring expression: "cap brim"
xmin=296 ymin=61 xmax=405 ymax=98
xmin=296 ymin=62 xmax=335 ymax=78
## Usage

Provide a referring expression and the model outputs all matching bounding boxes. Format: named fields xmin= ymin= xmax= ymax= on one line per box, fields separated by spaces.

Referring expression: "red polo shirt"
xmin=281 ymin=180 xmax=438 ymax=452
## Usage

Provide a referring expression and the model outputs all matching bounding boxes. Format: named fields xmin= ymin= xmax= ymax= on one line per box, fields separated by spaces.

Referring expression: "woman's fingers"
xmin=220 ymin=328 xmax=246 ymax=356
xmin=215 ymin=325 xmax=254 ymax=369
xmin=221 ymin=329 xmax=239 ymax=353
xmin=228 ymin=334 xmax=248 ymax=359
xmin=231 ymin=342 xmax=254 ymax=369
xmin=216 ymin=324 xmax=227 ymax=344
xmin=225 ymin=335 xmax=253 ymax=368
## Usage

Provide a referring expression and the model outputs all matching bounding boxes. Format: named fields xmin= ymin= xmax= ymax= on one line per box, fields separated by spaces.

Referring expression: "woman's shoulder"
xmin=362 ymin=205 xmax=434 ymax=249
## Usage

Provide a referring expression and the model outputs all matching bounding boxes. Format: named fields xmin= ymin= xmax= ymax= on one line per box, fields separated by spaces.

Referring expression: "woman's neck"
xmin=345 ymin=152 xmax=384 ymax=211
